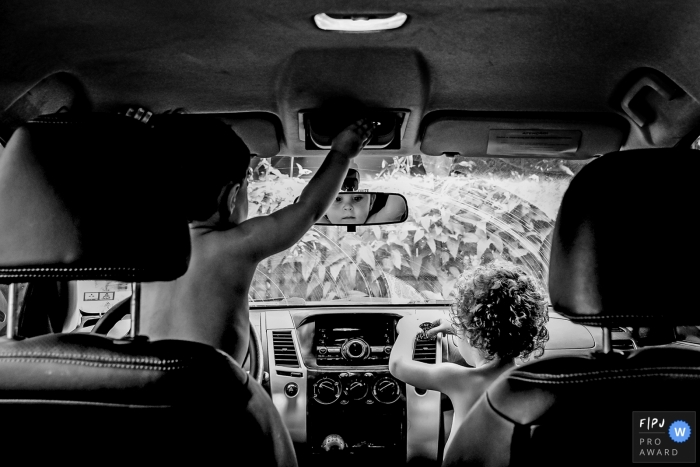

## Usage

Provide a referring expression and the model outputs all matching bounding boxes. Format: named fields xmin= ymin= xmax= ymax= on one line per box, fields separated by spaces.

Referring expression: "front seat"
xmin=443 ymin=150 xmax=700 ymax=467
xmin=0 ymin=113 xmax=296 ymax=466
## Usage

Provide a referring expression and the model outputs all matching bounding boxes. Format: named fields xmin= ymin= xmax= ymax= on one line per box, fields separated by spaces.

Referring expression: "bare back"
xmin=141 ymin=226 xmax=258 ymax=363
xmin=442 ymin=361 xmax=514 ymax=453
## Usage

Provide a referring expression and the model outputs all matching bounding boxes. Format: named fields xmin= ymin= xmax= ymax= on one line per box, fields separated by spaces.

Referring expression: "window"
xmin=0 ymin=283 xmax=28 ymax=334
xmin=248 ymin=155 xmax=593 ymax=306
xmin=692 ymin=135 xmax=700 ymax=150
xmin=66 ymin=281 xmax=132 ymax=335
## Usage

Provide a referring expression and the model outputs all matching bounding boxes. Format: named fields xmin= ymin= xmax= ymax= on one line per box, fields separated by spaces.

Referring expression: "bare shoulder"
xmin=192 ymin=223 xmax=261 ymax=262
xmin=431 ymin=362 xmax=481 ymax=393
xmin=440 ymin=364 xmax=495 ymax=398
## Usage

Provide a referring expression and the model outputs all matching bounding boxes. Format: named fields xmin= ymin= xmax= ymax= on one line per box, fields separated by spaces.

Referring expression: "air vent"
xmin=413 ymin=338 xmax=437 ymax=363
xmin=610 ymin=327 xmax=627 ymax=333
xmin=272 ymin=331 xmax=300 ymax=367
xmin=612 ymin=339 xmax=637 ymax=351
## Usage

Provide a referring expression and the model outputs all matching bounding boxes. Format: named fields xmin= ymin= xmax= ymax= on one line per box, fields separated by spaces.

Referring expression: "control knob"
xmin=312 ymin=376 xmax=342 ymax=405
xmin=372 ymin=376 xmax=402 ymax=404
xmin=321 ymin=434 xmax=346 ymax=451
xmin=345 ymin=378 xmax=368 ymax=401
xmin=341 ymin=338 xmax=369 ymax=361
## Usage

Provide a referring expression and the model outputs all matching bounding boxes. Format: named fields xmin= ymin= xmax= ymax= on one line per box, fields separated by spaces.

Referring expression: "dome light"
xmin=313 ymin=13 xmax=408 ymax=32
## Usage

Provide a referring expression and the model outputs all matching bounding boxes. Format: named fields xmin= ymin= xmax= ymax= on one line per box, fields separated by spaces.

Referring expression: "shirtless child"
xmin=141 ymin=116 xmax=375 ymax=363
xmin=389 ymin=262 xmax=549 ymax=455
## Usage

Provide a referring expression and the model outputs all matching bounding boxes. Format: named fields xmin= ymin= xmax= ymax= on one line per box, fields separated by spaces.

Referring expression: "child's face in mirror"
xmin=325 ymin=193 xmax=374 ymax=224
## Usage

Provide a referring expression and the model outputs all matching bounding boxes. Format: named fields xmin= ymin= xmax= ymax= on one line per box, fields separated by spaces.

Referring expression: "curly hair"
xmin=450 ymin=262 xmax=549 ymax=362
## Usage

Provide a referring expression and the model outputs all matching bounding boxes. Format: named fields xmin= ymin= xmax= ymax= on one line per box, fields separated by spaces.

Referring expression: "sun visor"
xmin=215 ymin=112 xmax=282 ymax=158
xmin=420 ymin=112 xmax=629 ymax=159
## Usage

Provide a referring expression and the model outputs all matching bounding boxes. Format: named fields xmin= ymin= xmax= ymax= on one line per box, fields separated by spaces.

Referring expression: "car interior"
xmin=1 ymin=1 xmax=700 ymax=466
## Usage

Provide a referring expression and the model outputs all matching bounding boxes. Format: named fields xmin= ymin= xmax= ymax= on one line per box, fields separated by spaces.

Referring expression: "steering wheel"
xmin=91 ymin=300 xmax=264 ymax=384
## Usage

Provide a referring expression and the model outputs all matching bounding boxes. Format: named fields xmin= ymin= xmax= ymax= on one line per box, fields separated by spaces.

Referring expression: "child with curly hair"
xmin=389 ymin=261 xmax=549 ymax=453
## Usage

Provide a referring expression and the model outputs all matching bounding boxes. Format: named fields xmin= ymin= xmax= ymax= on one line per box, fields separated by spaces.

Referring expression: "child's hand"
xmin=424 ymin=317 xmax=456 ymax=339
xmin=331 ymin=119 xmax=376 ymax=159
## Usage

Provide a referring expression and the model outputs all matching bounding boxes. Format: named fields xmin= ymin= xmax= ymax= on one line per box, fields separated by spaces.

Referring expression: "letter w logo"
xmin=674 ymin=427 xmax=687 ymax=437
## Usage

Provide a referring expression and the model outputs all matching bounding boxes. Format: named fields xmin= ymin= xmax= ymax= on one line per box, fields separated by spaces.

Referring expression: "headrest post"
xmin=129 ymin=282 xmax=141 ymax=339
xmin=5 ymin=283 xmax=20 ymax=340
xmin=601 ymin=327 xmax=612 ymax=354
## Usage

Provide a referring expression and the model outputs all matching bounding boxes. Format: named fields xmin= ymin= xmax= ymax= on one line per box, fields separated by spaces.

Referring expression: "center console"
xmin=300 ymin=314 xmax=406 ymax=465
xmin=266 ymin=308 xmax=447 ymax=466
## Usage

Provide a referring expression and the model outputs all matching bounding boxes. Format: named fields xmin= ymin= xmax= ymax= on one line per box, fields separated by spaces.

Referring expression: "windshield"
xmin=248 ymin=155 xmax=592 ymax=307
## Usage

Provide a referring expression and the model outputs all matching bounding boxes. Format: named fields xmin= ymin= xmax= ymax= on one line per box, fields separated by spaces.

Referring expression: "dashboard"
xmin=252 ymin=306 xmax=603 ymax=466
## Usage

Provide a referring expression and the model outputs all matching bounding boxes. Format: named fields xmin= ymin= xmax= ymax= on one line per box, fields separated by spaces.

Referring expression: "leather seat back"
xmin=0 ymin=333 xmax=295 ymax=465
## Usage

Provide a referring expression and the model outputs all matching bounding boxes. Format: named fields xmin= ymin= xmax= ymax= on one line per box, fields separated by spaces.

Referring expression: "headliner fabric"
xmin=0 ymin=113 xmax=191 ymax=282
xmin=548 ymin=149 xmax=699 ymax=326
xmin=3 ymin=1 xmax=700 ymax=156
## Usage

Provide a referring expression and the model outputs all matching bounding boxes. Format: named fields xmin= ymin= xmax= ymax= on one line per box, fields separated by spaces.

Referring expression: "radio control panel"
xmin=314 ymin=316 xmax=397 ymax=366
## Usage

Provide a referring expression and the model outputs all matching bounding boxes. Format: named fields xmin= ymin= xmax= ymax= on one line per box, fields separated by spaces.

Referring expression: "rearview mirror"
xmin=315 ymin=192 xmax=408 ymax=227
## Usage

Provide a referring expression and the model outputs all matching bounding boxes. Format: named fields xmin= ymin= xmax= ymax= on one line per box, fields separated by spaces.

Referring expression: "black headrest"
xmin=0 ymin=113 xmax=190 ymax=282
xmin=548 ymin=149 xmax=698 ymax=326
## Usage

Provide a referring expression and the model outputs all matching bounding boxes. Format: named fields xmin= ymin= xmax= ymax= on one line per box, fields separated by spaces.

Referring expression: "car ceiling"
xmin=1 ymin=0 xmax=700 ymax=155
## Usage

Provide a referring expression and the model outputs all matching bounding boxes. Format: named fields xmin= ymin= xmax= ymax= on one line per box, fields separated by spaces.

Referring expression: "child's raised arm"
xmin=389 ymin=315 xmax=466 ymax=394
xmin=231 ymin=119 xmax=375 ymax=261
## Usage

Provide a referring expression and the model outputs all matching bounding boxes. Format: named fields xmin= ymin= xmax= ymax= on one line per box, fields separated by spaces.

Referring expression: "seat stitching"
xmin=513 ymin=366 xmax=700 ymax=379
xmin=509 ymin=373 xmax=700 ymax=384
xmin=27 ymin=121 xmax=76 ymax=125
xmin=567 ymin=316 xmax=671 ymax=320
xmin=0 ymin=267 xmax=142 ymax=272
xmin=0 ymin=357 xmax=190 ymax=371
xmin=0 ymin=399 xmax=172 ymax=409
xmin=0 ymin=352 xmax=192 ymax=364
xmin=0 ymin=274 xmax=140 ymax=278
xmin=510 ymin=371 xmax=700 ymax=385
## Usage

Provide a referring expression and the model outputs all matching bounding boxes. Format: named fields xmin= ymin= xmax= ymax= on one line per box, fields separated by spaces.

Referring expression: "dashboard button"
xmin=317 ymin=346 xmax=328 ymax=355
xmin=284 ymin=382 xmax=299 ymax=398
